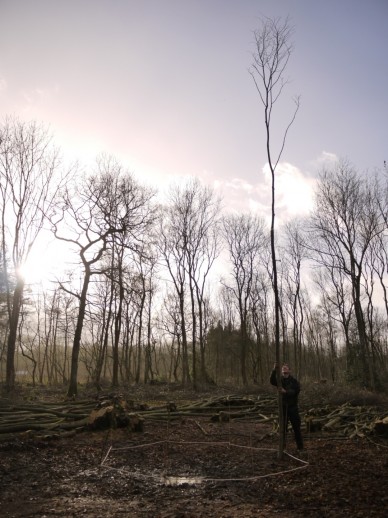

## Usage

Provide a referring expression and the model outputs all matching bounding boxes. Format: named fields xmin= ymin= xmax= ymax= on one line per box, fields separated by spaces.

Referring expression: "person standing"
xmin=270 ymin=363 xmax=304 ymax=450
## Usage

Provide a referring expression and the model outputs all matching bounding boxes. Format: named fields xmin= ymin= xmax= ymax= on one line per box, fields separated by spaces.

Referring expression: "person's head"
xmin=281 ymin=364 xmax=291 ymax=377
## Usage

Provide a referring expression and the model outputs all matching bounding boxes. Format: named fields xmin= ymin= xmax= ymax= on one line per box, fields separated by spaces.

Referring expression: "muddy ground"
xmin=0 ymin=385 xmax=387 ymax=517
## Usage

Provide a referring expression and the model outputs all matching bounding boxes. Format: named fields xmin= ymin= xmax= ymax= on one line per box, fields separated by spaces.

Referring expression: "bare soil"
xmin=0 ymin=385 xmax=387 ymax=517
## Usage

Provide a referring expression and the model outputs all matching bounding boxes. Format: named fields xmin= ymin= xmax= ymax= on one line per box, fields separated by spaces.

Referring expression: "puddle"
xmin=160 ymin=475 xmax=204 ymax=486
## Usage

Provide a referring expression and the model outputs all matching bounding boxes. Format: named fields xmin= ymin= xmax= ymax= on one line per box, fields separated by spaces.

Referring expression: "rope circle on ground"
xmin=99 ymin=439 xmax=309 ymax=484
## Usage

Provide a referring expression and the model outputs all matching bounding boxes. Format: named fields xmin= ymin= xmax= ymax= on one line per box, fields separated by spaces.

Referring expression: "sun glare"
xmin=19 ymin=241 xmax=68 ymax=288
xmin=19 ymin=253 xmax=54 ymax=286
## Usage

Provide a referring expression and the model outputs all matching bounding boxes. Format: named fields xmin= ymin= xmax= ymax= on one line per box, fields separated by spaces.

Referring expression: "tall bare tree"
xmin=250 ymin=17 xmax=300 ymax=456
xmin=0 ymin=118 xmax=66 ymax=391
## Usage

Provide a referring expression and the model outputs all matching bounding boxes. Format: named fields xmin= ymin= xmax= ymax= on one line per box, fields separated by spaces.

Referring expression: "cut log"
xmin=127 ymin=413 xmax=144 ymax=432
xmin=305 ymin=416 xmax=323 ymax=433
xmin=373 ymin=416 xmax=388 ymax=436
xmin=88 ymin=405 xmax=115 ymax=430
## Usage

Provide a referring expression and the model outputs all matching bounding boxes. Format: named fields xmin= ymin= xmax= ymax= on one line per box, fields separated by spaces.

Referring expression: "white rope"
xmin=100 ymin=460 xmax=308 ymax=482
xmin=98 ymin=390 xmax=308 ymax=484
xmin=100 ymin=439 xmax=309 ymax=482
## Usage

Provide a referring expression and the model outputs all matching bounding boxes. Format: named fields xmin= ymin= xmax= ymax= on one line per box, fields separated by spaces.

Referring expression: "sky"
xmin=1 ymin=0 xmax=388 ymax=283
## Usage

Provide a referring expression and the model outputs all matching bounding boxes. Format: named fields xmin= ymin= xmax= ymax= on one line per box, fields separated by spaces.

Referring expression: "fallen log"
xmin=0 ymin=394 xmax=385 ymax=442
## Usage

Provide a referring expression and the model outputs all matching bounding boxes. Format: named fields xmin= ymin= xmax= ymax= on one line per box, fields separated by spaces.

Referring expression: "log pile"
xmin=304 ymin=402 xmax=388 ymax=438
xmin=0 ymin=394 xmax=386 ymax=441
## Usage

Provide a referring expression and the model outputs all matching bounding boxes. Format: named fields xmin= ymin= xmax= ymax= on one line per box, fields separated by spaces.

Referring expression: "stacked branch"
xmin=304 ymin=402 xmax=388 ymax=438
xmin=0 ymin=395 xmax=386 ymax=441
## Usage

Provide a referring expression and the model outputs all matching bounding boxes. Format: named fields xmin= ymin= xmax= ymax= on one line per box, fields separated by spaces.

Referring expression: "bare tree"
xmin=92 ymin=256 xmax=116 ymax=389
xmin=369 ymin=235 xmax=388 ymax=317
xmin=282 ymin=219 xmax=308 ymax=376
xmin=313 ymin=268 xmax=353 ymax=381
xmin=249 ymin=270 xmax=272 ymax=384
xmin=222 ymin=213 xmax=267 ymax=385
xmin=156 ymin=290 xmax=186 ymax=382
xmin=250 ymin=17 xmax=300 ymax=456
xmin=309 ymin=161 xmax=385 ymax=388
xmin=111 ymin=241 xmax=127 ymax=387
xmin=52 ymin=156 xmax=155 ymax=397
xmin=183 ymin=180 xmax=221 ymax=386
xmin=0 ymin=118 xmax=66 ymax=391
xmin=158 ymin=201 xmax=191 ymax=385
xmin=137 ymin=247 xmax=158 ymax=384
xmin=158 ymin=179 xmax=220 ymax=387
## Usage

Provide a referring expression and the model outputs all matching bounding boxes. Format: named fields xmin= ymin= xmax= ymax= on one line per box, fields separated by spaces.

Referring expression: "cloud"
xmin=313 ymin=151 xmax=339 ymax=170
xmin=209 ymin=176 xmax=263 ymax=215
xmin=208 ymin=162 xmax=315 ymax=221
xmin=261 ymin=162 xmax=316 ymax=220
xmin=35 ymin=84 xmax=60 ymax=100
xmin=225 ymin=178 xmax=254 ymax=193
xmin=17 ymin=84 xmax=61 ymax=117
xmin=247 ymin=162 xmax=316 ymax=221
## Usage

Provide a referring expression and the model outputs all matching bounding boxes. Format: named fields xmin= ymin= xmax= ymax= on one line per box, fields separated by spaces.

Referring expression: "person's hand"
xmin=279 ymin=387 xmax=286 ymax=394
xmin=273 ymin=362 xmax=278 ymax=370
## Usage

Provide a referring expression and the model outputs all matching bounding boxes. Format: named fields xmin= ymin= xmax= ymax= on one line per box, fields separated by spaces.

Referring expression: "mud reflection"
xmin=161 ymin=475 xmax=204 ymax=486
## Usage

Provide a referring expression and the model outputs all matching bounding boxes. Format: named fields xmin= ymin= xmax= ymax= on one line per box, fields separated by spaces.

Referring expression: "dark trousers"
xmin=282 ymin=405 xmax=303 ymax=450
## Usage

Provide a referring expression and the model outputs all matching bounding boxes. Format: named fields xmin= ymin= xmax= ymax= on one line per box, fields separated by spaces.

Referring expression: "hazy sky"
xmin=1 ymin=0 xmax=387 ymax=222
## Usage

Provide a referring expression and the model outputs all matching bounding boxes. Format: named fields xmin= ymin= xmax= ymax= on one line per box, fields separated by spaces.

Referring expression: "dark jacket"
xmin=270 ymin=369 xmax=300 ymax=408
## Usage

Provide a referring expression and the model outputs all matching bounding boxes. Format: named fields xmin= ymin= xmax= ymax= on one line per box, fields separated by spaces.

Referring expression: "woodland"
xmin=0 ymin=118 xmax=387 ymax=396
xmin=0 ymin=17 xmax=387 ymax=517
xmin=1 ymin=17 xmax=387 ymax=397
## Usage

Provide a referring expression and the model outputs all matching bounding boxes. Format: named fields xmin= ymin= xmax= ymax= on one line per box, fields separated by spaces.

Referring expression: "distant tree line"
xmin=1 ymin=118 xmax=387 ymax=395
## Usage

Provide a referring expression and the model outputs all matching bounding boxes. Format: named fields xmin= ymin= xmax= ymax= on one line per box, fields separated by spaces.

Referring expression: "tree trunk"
xmin=189 ymin=277 xmax=197 ymax=388
xmin=135 ymin=288 xmax=146 ymax=384
xmin=112 ymin=267 xmax=124 ymax=387
xmin=67 ymin=269 xmax=91 ymax=398
xmin=5 ymin=276 xmax=25 ymax=391
xmin=179 ymin=289 xmax=191 ymax=385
